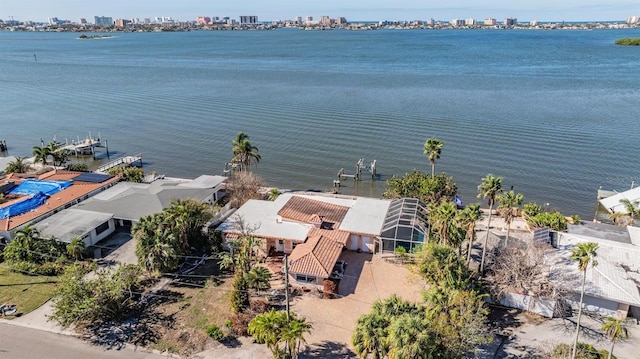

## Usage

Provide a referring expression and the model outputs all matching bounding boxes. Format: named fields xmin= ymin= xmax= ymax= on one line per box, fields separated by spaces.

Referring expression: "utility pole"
xmin=283 ymin=254 xmax=290 ymax=321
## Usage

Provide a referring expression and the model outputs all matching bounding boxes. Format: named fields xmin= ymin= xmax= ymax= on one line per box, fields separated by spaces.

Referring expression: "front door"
xmin=350 ymin=235 xmax=359 ymax=251
xmin=276 ymin=239 xmax=285 ymax=252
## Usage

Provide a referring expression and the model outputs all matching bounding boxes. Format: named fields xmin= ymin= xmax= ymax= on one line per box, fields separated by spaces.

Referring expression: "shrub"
xmin=527 ymin=211 xmax=568 ymax=231
xmin=66 ymin=163 xmax=89 ymax=172
xmin=551 ymin=343 xmax=614 ymax=359
xmin=571 ymin=214 xmax=582 ymax=225
xmin=206 ymin=324 xmax=224 ymax=341
xmin=250 ymin=298 xmax=270 ymax=313
xmin=229 ymin=312 xmax=253 ymax=336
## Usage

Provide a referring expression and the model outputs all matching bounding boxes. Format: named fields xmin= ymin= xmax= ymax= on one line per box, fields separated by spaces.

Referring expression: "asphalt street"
xmin=0 ymin=323 xmax=165 ymax=359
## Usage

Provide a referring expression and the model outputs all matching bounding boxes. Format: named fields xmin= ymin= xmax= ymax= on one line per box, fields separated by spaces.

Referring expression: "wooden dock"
xmin=334 ymin=158 xmax=378 ymax=189
xmin=95 ymin=154 xmax=142 ymax=174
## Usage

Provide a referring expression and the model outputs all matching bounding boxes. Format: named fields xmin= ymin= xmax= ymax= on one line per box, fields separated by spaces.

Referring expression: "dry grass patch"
xmin=147 ymin=261 xmax=235 ymax=356
xmin=0 ymin=265 xmax=59 ymax=316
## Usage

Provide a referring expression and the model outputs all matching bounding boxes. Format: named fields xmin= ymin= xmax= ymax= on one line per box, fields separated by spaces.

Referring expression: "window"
xmin=295 ymin=274 xmax=315 ymax=283
xmin=95 ymin=221 xmax=110 ymax=235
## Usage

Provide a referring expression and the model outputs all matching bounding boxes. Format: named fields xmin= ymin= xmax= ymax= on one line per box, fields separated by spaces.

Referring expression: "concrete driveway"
xmin=290 ymin=251 xmax=426 ymax=358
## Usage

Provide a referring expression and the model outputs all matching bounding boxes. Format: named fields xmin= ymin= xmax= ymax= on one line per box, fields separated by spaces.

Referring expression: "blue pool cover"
xmin=0 ymin=180 xmax=72 ymax=219
xmin=8 ymin=180 xmax=72 ymax=196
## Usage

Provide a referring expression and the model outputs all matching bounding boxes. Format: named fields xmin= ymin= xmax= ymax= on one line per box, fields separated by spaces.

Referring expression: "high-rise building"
xmin=240 ymin=16 xmax=258 ymax=25
xmin=295 ymin=16 xmax=303 ymax=24
xmin=503 ymin=18 xmax=517 ymax=26
xmin=319 ymin=16 xmax=331 ymax=26
xmin=465 ymin=18 xmax=476 ymax=26
xmin=305 ymin=16 xmax=313 ymax=25
xmin=336 ymin=17 xmax=347 ymax=25
xmin=94 ymin=16 xmax=113 ymax=26
xmin=484 ymin=18 xmax=496 ymax=26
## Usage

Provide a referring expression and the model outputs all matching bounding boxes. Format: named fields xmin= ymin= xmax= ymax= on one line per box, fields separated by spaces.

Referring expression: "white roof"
xmin=554 ymin=231 xmax=640 ymax=306
xmin=218 ymin=192 xmax=391 ymax=241
xmin=177 ymin=175 xmax=226 ymax=189
xmin=599 ymin=186 xmax=640 ymax=214
xmin=35 ymin=208 xmax=113 ymax=243
xmin=340 ymin=197 xmax=391 ymax=235
xmin=218 ymin=199 xmax=310 ymax=241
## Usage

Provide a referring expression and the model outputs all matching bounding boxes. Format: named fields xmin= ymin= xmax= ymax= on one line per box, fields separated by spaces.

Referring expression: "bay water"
xmin=1 ymin=29 xmax=640 ymax=218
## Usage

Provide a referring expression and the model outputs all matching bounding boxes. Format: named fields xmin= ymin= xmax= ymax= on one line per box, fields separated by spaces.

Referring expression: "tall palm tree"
xmin=497 ymin=190 xmax=524 ymax=245
xmin=477 ymin=174 xmax=503 ymax=273
xmin=601 ymin=316 xmax=629 ymax=359
xmin=232 ymin=132 xmax=261 ymax=172
xmin=66 ymin=236 xmax=85 ymax=260
xmin=570 ymin=242 xmax=599 ymax=359
xmin=457 ymin=203 xmax=482 ymax=266
xmin=423 ymin=137 xmax=444 ymax=179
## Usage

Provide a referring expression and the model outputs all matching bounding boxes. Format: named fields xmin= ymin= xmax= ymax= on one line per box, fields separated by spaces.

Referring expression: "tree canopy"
xmin=383 ymin=171 xmax=457 ymax=205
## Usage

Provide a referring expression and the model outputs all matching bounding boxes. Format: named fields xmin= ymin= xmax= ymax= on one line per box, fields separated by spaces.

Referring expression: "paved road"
xmin=0 ymin=323 xmax=165 ymax=359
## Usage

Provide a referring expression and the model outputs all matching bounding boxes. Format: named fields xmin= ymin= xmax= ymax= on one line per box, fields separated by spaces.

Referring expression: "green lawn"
xmin=0 ymin=265 xmax=59 ymax=317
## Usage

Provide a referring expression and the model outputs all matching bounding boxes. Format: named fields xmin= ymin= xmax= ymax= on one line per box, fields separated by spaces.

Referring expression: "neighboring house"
xmin=218 ymin=192 xmax=429 ymax=286
xmin=75 ymin=175 xmax=226 ymax=226
xmin=599 ymin=186 xmax=640 ymax=215
xmin=552 ymin=222 xmax=640 ymax=320
xmin=7 ymin=174 xmax=225 ymax=250
xmin=0 ymin=170 xmax=120 ymax=241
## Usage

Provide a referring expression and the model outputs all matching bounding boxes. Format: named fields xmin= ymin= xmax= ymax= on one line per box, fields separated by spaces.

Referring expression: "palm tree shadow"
xmin=300 ymin=341 xmax=357 ymax=358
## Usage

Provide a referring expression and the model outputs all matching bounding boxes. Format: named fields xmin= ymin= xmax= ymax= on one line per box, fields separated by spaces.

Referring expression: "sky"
xmin=2 ymin=0 xmax=639 ymax=23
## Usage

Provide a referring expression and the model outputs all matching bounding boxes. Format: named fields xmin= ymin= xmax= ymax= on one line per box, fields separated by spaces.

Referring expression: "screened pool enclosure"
xmin=378 ymin=198 xmax=429 ymax=253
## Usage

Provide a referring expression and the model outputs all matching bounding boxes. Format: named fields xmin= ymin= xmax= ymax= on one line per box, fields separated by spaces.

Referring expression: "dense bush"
xmin=527 ymin=211 xmax=568 ymax=231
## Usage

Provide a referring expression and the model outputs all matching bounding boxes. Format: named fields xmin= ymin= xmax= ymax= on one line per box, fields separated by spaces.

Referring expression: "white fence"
xmin=498 ymin=292 xmax=557 ymax=318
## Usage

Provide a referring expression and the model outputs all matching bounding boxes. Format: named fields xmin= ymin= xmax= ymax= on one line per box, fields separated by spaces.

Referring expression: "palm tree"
xmin=609 ymin=198 xmax=640 ymax=226
xmin=13 ymin=224 xmax=41 ymax=262
xmin=570 ymin=242 xmax=599 ymax=359
xmin=497 ymin=190 xmax=524 ymax=245
xmin=32 ymin=145 xmax=51 ymax=166
xmin=387 ymin=314 xmax=436 ymax=359
xmin=248 ymin=309 xmax=286 ymax=358
xmin=423 ymin=137 xmax=444 ymax=179
xmin=66 ymin=236 xmax=85 ymax=260
xmin=232 ymin=132 xmax=261 ymax=172
xmin=601 ymin=316 xmax=629 ymax=359
xmin=5 ymin=157 xmax=29 ymax=174
xmin=477 ymin=174 xmax=503 ymax=273
xmin=430 ymin=201 xmax=458 ymax=246
xmin=457 ymin=203 xmax=482 ymax=266
xmin=352 ymin=312 xmax=389 ymax=359
xmin=267 ymin=188 xmax=281 ymax=201
xmin=282 ymin=314 xmax=312 ymax=359
xmin=133 ymin=215 xmax=179 ymax=273
xmin=246 ymin=266 xmax=272 ymax=294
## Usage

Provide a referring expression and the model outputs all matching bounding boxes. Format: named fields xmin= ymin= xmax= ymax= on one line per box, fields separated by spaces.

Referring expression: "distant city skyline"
xmin=2 ymin=0 xmax=639 ymax=23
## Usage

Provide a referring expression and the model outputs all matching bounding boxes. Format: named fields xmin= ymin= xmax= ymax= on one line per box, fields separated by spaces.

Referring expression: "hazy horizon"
xmin=2 ymin=0 xmax=639 ymax=23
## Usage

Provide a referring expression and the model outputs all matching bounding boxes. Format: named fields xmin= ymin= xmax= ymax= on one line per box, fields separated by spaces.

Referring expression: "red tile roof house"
xmin=218 ymin=192 xmax=426 ymax=287
xmin=0 ymin=170 xmax=120 ymax=242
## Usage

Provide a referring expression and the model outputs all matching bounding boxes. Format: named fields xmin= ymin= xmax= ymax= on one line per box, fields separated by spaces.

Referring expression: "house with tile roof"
xmin=218 ymin=192 xmax=429 ymax=286
xmin=0 ymin=170 xmax=120 ymax=242
xmin=553 ymin=222 xmax=640 ymax=320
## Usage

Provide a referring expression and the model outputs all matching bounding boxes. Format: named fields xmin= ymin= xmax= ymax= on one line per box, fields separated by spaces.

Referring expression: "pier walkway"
xmin=95 ymin=154 xmax=142 ymax=174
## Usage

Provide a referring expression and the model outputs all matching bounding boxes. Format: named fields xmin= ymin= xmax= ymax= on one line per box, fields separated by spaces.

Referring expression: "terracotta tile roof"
xmin=278 ymin=195 xmax=349 ymax=228
xmin=0 ymin=170 xmax=119 ymax=231
xmin=307 ymin=227 xmax=350 ymax=246
xmin=288 ymin=228 xmax=348 ymax=279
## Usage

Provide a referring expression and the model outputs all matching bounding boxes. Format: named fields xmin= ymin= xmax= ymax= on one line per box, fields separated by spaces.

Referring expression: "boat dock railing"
xmin=95 ymin=154 xmax=142 ymax=174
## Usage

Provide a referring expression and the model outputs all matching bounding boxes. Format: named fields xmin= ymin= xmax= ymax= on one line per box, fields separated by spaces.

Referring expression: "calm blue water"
xmin=1 ymin=29 xmax=640 ymax=217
